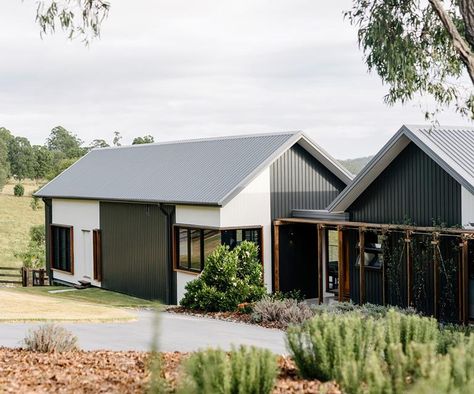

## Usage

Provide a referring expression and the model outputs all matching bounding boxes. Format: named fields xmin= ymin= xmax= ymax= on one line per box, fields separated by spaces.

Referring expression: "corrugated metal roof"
xmin=36 ymin=131 xmax=351 ymax=206
xmin=329 ymin=124 xmax=474 ymax=213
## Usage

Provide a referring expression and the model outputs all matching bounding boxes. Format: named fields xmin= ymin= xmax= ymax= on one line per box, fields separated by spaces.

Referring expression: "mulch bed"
xmin=0 ymin=348 xmax=340 ymax=393
xmin=166 ymin=306 xmax=287 ymax=330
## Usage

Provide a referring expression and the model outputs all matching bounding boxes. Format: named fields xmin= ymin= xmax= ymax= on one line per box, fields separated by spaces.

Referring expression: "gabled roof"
xmin=36 ymin=131 xmax=352 ymax=206
xmin=329 ymin=124 xmax=474 ymax=213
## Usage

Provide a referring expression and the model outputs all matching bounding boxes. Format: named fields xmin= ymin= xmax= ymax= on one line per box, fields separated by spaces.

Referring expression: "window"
xmin=51 ymin=225 xmax=74 ymax=273
xmin=93 ymin=229 xmax=102 ymax=281
xmin=177 ymin=228 xmax=220 ymax=272
xmin=175 ymin=226 xmax=263 ymax=273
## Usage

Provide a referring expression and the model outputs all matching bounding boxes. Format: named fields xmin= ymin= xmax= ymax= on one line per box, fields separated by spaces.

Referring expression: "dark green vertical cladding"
xmin=270 ymin=144 xmax=347 ymax=219
xmin=349 ymin=143 xmax=461 ymax=227
xmin=100 ymin=202 xmax=174 ymax=302
xmin=43 ymin=199 xmax=52 ymax=282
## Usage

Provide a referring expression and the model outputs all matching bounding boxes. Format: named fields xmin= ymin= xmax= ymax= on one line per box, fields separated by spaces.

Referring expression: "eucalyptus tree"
xmin=346 ymin=0 xmax=474 ymax=119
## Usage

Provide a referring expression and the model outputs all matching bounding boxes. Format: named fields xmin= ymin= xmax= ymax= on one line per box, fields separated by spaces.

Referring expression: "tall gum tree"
xmin=346 ymin=0 xmax=474 ymax=119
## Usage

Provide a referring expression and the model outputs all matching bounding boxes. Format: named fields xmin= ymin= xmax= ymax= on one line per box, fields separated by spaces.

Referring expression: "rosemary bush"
xmin=251 ymin=296 xmax=313 ymax=328
xmin=178 ymin=346 xmax=277 ymax=394
xmin=23 ymin=324 xmax=78 ymax=353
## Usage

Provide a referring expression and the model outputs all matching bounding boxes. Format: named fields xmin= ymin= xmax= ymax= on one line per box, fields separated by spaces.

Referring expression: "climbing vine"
xmin=382 ymin=231 xmax=406 ymax=307
xmin=410 ymin=234 xmax=433 ymax=316
xmin=436 ymin=236 xmax=460 ymax=322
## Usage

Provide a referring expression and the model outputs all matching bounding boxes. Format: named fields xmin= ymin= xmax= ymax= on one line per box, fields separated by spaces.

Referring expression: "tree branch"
xmin=429 ymin=0 xmax=474 ymax=84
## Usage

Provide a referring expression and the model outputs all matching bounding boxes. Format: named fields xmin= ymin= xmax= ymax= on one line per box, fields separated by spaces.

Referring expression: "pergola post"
xmin=432 ymin=233 xmax=439 ymax=319
xmin=337 ymin=226 xmax=344 ymax=302
xmin=317 ymin=224 xmax=324 ymax=304
xmin=406 ymin=230 xmax=412 ymax=307
xmin=462 ymin=237 xmax=469 ymax=324
xmin=273 ymin=221 xmax=280 ymax=292
xmin=359 ymin=227 xmax=365 ymax=305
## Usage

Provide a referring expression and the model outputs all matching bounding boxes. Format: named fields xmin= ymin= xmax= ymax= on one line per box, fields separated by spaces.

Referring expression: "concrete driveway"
xmin=0 ymin=311 xmax=287 ymax=354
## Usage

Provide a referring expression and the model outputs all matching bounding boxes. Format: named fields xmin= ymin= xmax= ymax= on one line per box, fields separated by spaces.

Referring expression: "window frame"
xmin=173 ymin=224 xmax=263 ymax=274
xmin=50 ymin=224 xmax=74 ymax=275
xmin=93 ymin=229 xmax=102 ymax=281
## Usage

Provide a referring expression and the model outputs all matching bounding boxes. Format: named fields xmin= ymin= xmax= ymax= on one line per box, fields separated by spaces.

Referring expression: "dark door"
xmin=278 ymin=223 xmax=318 ymax=299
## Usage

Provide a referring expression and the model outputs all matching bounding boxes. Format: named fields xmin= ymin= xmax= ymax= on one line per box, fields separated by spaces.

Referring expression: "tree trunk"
xmin=459 ymin=0 xmax=474 ymax=49
xmin=429 ymin=0 xmax=474 ymax=85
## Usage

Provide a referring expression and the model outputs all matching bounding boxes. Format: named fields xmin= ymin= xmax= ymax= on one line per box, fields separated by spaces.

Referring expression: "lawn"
xmin=0 ymin=288 xmax=135 ymax=322
xmin=8 ymin=286 xmax=162 ymax=309
xmin=0 ymin=179 xmax=44 ymax=268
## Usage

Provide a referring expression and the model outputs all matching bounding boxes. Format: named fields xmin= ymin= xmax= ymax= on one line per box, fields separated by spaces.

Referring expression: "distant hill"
xmin=339 ymin=156 xmax=373 ymax=175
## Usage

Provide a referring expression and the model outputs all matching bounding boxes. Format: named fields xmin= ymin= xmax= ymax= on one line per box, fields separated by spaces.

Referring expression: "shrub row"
xmin=286 ymin=310 xmax=474 ymax=393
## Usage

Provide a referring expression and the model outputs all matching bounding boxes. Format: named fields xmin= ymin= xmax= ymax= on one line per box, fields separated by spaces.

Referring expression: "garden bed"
xmin=0 ymin=348 xmax=339 ymax=393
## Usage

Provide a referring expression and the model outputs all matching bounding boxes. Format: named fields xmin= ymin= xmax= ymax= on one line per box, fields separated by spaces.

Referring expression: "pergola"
xmin=273 ymin=218 xmax=474 ymax=324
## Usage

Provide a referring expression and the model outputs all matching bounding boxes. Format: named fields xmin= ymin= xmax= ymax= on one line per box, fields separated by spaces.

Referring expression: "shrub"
xmin=23 ymin=324 xmax=78 ymax=353
xmin=408 ymin=336 xmax=474 ymax=393
xmin=13 ymin=183 xmax=24 ymax=196
xmin=15 ymin=225 xmax=46 ymax=269
xmin=178 ymin=346 xmax=277 ymax=394
xmin=286 ymin=310 xmax=440 ymax=393
xmin=311 ymin=301 xmax=417 ymax=319
xmin=180 ymin=241 xmax=266 ymax=312
xmin=252 ymin=296 xmax=313 ymax=328
xmin=269 ymin=290 xmax=305 ymax=302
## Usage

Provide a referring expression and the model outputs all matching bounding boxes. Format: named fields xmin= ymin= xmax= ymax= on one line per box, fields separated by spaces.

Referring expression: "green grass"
xmin=0 ymin=180 xmax=44 ymax=268
xmin=8 ymin=286 xmax=162 ymax=309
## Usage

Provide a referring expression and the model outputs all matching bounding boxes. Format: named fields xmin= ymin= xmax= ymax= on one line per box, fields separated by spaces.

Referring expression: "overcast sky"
xmin=0 ymin=1 xmax=470 ymax=159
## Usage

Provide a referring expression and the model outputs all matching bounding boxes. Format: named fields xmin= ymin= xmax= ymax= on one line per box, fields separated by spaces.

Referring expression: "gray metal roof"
xmin=329 ymin=124 xmax=474 ymax=213
xmin=36 ymin=131 xmax=351 ymax=206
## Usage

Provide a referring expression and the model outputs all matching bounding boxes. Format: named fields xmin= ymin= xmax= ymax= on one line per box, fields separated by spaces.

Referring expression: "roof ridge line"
xmin=93 ymin=130 xmax=302 ymax=151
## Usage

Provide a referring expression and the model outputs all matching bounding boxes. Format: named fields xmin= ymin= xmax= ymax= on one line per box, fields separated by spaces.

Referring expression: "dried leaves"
xmin=0 ymin=348 xmax=340 ymax=394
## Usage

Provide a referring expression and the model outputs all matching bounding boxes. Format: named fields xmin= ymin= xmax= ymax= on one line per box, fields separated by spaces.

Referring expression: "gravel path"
xmin=0 ymin=310 xmax=287 ymax=354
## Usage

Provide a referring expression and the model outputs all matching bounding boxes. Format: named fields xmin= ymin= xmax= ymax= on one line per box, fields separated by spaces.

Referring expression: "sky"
xmin=0 ymin=0 xmax=470 ymax=159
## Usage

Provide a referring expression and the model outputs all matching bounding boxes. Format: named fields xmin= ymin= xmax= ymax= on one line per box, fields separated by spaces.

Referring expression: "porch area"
xmin=273 ymin=218 xmax=474 ymax=324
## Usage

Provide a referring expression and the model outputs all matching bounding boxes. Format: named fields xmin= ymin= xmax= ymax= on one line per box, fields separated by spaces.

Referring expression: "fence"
xmin=0 ymin=267 xmax=22 ymax=285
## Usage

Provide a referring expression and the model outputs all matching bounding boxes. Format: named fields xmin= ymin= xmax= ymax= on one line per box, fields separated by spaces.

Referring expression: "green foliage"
xmin=23 ymin=324 xmax=78 ymax=353
xmin=180 ymin=241 xmax=266 ymax=312
xmin=32 ymin=145 xmax=54 ymax=180
xmin=15 ymin=225 xmax=46 ymax=269
xmin=13 ymin=183 xmax=24 ymax=197
xmin=8 ymin=137 xmax=34 ymax=180
xmin=269 ymin=289 xmax=305 ymax=302
xmin=36 ymin=0 xmax=110 ymax=44
xmin=345 ymin=1 xmax=473 ymax=119
xmin=46 ymin=126 xmax=86 ymax=159
xmin=0 ymin=138 xmax=9 ymax=190
xmin=408 ymin=336 xmax=474 ymax=394
xmin=89 ymin=139 xmax=110 ymax=149
xmin=132 ymin=135 xmax=155 ymax=144
xmin=286 ymin=310 xmax=440 ymax=393
xmin=178 ymin=346 xmax=277 ymax=394
xmin=112 ymin=131 xmax=122 ymax=146
xmin=47 ymin=157 xmax=79 ymax=180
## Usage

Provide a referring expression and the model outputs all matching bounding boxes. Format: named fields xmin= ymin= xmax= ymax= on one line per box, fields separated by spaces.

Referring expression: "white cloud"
xmin=0 ymin=0 xmax=470 ymax=158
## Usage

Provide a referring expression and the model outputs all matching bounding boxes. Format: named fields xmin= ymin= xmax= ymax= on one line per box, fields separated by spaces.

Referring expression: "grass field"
xmin=0 ymin=288 xmax=135 ymax=322
xmin=8 ymin=286 xmax=161 ymax=309
xmin=0 ymin=179 xmax=44 ymax=268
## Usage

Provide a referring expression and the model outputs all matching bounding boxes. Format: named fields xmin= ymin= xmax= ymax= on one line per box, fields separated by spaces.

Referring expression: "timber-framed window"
xmin=50 ymin=224 xmax=74 ymax=274
xmin=174 ymin=226 xmax=263 ymax=273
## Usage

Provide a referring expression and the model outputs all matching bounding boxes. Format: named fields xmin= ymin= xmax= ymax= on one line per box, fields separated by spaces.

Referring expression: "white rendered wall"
xmin=174 ymin=168 xmax=273 ymax=302
xmin=461 ymin=186 xmax=474 ymax=228
xmin=175 ymin=205 xmax=221 ymax=227
xmin=176 ymin=271 xmax=199 ymax=302
xmin=51 ymin=199 xmax=101 ymax=286
xmin=221 ymin=168 xmax=272 ymax=292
